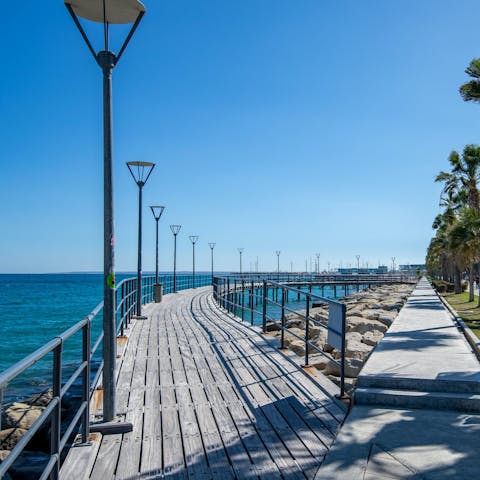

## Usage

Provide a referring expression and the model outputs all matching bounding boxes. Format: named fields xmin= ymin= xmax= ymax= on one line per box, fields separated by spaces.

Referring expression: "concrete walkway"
xmin=316 ymin=278 xmax=480 ymax=479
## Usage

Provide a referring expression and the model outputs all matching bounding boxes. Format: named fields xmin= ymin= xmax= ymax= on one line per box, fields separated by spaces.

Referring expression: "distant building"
xmin=399 ymin=264 xmax=425 ymax=272
xmin=337 ymin=266 xmax=389 ymax=275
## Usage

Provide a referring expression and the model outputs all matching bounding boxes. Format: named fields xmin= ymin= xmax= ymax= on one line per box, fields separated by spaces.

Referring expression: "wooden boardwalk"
xmin=61 ymin=287 xmax=346 ymax=480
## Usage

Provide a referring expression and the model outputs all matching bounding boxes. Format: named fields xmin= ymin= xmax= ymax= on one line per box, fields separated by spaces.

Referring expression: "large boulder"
xmin=347 ymin=317 xmax=388 ymax=335
xmin=0 ymin=428 xmax=27 ymax=450
xmin=362 ymin=330 xmax=384 ymax=347
xmin=345 ymin=340 xmax=373 ymax=362
xmin=4 ymin=403 xmax=44 ymax=430
xmin=24 ymin=389 xmax=52 ymax=408
xmin=323 ymin=357 xmax=364 ymax=378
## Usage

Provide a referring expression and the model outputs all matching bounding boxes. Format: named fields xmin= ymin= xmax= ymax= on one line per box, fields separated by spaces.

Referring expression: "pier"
xmin=60 ymin=287 xmax=346 ymax=479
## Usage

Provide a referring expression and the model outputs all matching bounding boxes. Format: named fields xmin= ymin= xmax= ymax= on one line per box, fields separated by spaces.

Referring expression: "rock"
xmin=0 ymin=450 xmax=10 ymax=461
xmin=362 ymin=330 xmax=384 ymax=346
xmin=283 ymin=327 xmax=305 ymax=346
xmin=327 ymin=375 xmax=357 ymax=395
xmin=264 ymin=321 xmax=280 ymax=332
xmin=347 ymin=318 xmax=388 ymax=335
xmin=307 ymin=354 xmax=332 ymax=370
xmin=289 ymin=340 xmax=306 ymax=357
xmin=377 ymin=314 xmax=395 ymax=327
xmin=346 ymin=331 xmax=364 ymax=343
xmin=345 ymin=340 xmax=373 ymax=362
xmin=9 ymin=450 xmax=50 ymax=480
xmin=0 ymin=428 xmax=28 ymax=450
xmin=4 ymin=403 xmax=44 ymax=430
xmin=308 ymin=325 xmax=327 ymax=341
xmin=25 ymin=389 xmax=53 ymax=408
xmin=324 ymin=357 xmax=364 ymax=378
xmin=360 ymin=309 xmax=381 ymax=320
xmin=323 ymin=343 xmax=335 ymax=353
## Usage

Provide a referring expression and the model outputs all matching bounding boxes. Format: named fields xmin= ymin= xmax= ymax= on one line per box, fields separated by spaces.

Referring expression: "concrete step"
xmin=355 ymin=387 xmax=480 ymax=412
xmin=357 ymin=375 xmax=480 ymax=394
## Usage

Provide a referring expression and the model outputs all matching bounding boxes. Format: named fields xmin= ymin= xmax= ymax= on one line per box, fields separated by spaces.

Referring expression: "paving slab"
xmin=315 ymin=405 xmax=480 ymax=479
xmin=359 ymin=278 xmax=480 ymax=388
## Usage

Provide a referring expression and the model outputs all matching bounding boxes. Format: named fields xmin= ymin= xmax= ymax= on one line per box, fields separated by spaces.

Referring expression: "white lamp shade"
xmin=65 ymin=0 xmax=146 ymax=24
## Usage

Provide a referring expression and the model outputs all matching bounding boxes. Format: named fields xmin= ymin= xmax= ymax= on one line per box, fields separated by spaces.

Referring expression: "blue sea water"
xmin=0 ymin=272 xmax=211 ymax=400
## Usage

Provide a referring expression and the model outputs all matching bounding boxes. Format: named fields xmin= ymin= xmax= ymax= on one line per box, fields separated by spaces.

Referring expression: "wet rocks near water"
xmin=0 ymin=389 xmax=54 ymax=479
xmin=266 ymin=283 xmax=414 ymax=394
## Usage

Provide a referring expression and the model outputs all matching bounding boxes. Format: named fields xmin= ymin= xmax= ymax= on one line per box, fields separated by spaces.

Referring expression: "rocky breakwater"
xmin=266 ymin=283 xmax=415 ymax=394
xmin=0 ymin=389 xmax=67 ymax=479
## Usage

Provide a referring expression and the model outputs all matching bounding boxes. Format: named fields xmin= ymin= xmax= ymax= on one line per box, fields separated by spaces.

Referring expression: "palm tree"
xmin=460 ymin=59 xmax=480 ymax=103
xmin=450 ymin=207 xmax=480 ymax=301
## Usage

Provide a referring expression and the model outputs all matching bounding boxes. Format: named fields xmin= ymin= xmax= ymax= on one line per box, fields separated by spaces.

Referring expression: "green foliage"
xmin=460 ymin=59 xmax=480 ymax=103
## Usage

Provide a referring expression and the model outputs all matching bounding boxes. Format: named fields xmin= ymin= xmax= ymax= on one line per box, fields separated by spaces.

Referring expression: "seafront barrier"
xmin=0 ymin=273 xmax=416 ymax=479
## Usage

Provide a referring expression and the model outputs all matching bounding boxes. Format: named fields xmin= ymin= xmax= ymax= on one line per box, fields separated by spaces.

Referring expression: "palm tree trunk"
xmin=454 ymin=264 xmax=462 ymax=294
xmin=469 ymin=263 xmax=475 ymax=302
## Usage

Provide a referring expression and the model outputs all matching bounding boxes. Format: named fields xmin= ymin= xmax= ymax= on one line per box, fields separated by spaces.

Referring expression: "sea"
xmin=0 ymin=273 xmax=361 ymax=401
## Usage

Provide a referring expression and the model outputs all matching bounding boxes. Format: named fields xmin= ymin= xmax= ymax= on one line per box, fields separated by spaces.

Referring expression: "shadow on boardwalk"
xmin=315 ymin=405 xmax=480 ymax=479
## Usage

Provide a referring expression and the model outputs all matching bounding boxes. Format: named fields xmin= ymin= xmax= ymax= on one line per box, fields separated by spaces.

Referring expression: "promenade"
xmin=316 ymin=279 xmax=480 ymax=479
xmin=61 ymin=287 xmax=346 ymax=479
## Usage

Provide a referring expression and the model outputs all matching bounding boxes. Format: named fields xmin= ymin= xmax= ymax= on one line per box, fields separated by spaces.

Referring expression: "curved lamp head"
xmin=65 ymin=0 xmax=145 ymax=24
xmin=126 ymin=161 xmax=155 ymax=186
xmin=208 ymin=243 xmax=216 ymax=250
xmin=170 ymin=225 xmax=181 ymax=235
xmin=150 ymin=205 xmax=166 ymax=221
xmin=238 ymin=248 xmax=244 ymax=254
xmin=189 ymin=236 xmax=199 ymax=245
xmin=275 ymin=250 xmax=281 ymax=256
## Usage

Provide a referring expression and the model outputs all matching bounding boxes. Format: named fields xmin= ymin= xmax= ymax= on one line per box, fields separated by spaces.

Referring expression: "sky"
xmin=1 ymin=0 xmax=480 ymax=273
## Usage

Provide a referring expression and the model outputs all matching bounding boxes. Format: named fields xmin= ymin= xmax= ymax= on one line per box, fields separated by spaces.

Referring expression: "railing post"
xmin=82 ymin=319 xmax=91 ymax=443
xmin=305 ymin=294 xmax=310 ymax=366
xmin=250 ymin=280 xmax=254 ymax=325
xmin=262 ymin=281 xmax=267 ymax=333
xmin=51 ymin=341 xmax=62 ymax=479
xmin=234 ymin=279 xmax=237 ymax=314
xmin=280 ymin=288 xmax=286 ymax=349
xmin=340 ymin=303 xmax=347 ymax=398
xmin=241 ymin=280 xmax=245 ymax=322
xmin=120 ymin=282 xmax=125 ymax=336
xmin=227 ymin=278 xmax=231 ymax=313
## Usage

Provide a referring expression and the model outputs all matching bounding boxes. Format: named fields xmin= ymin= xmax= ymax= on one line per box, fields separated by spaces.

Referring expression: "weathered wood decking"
xmin=62 ymin=287 xmax=346 ymax=479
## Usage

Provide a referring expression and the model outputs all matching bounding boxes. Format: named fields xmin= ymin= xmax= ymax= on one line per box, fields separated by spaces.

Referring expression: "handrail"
xmin=213 ymin=275 xmax=351 ymax=399
xmin=0 ymin=272 xmax=212 ymax=480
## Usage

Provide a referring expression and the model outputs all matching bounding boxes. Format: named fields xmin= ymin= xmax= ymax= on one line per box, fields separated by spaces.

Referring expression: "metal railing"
xmin=213 ymin=276 xmax=349 ymax=398
xmin=0 ymin=273 xmax=207 ymax=480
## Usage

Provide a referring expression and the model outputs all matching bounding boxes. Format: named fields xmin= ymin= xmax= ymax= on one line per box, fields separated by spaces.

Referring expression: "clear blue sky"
xmin=1 ymin=1 xmax=479 ymax=273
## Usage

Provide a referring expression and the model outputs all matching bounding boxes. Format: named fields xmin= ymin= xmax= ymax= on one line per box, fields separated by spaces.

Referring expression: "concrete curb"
xmin=436 ymin=288 xmax=480 ymax=361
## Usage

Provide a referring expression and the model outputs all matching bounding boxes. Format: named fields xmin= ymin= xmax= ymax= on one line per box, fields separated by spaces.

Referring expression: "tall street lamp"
xmin=170 ymin=225 xmax=181 ymax=292
xmin=65 ymin=0 xmax=146 ymax=423
xmin=190 ymin=236 xmax=199 ymax=288
xmin=209 ymin=243 xmax=216 ymax=283
xmin=316 ymin=253 xmax=320 ymax=274
xmin=150 ymin=205 xmax=166 ymax=302
xmin=392 ymin=257 xmax=396 ymax=272
xmin=275 ymin=250 xmax=281 ymax=277
xmin=356 ymin=254 xmax=360 ymax=273
xmin=238 ymin=248 xmax=244 ymax=274
xmin=127 ymin=161 xmax=155 ymax=317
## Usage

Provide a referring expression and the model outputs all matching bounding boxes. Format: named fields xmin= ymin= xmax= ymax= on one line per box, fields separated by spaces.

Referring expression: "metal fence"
xmin=0 ymin=273 xmax=209 ymax=480
xmin=213 ymin=276 xmax=349 ymax=399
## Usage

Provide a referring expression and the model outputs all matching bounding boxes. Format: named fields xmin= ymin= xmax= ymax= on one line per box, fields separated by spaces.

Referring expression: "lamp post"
xmin=275 ymin=250 xmax=281 ymax=278
xmin=170 ymin=225 xmax=181 ymax=292
xmin=190 ymin=236 xmax=199 ymax=288
xmin=238 ymin=248 xmax=244 ymax=274
xmin=316 ymin=253 xmax=320 ymax=274
xmin=392 ymin=257 xmax=396 ymax=272
xmin=127 ymin=161 xmax=155 ymax=317
xmin=65 ymin=0 xmax=146 ymax=423
xmin=209 ymin=243 xmax=216 ymax=284
xmin=356 ymin=254 xmax=360 ymax=274
xmin=150 ymin=205 xmax=165 ymax=302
